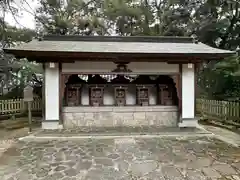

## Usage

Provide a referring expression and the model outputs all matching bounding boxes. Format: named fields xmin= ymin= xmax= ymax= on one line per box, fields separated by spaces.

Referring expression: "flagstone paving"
xmin=0 ymin=136 xmax=240 ymax=180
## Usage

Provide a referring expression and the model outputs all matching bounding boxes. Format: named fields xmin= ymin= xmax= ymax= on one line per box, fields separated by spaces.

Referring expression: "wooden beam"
xmin=179 ymin=64 xmax=182 ymax=119
xmin=59 ymin=63 xmax=63 ymax=125
xmin=33 ymin=58 xmax=205 ymax=64
xmin=42 ymin=63 xmax=45 ymax=121
xmin=194 ymin=64 xmax=197 ymax=118
xmin=9 ymin=49 xmax=227 ymax=63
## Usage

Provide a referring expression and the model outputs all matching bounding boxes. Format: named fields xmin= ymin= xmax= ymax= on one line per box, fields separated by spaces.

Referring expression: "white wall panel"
xmin=45 ymin=64 xmax=59 ymax=120
xmin=181 ymin=64 xmax=195 ymax=119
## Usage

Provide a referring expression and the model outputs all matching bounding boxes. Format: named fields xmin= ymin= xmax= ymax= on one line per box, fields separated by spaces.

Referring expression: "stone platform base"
xmin=63 ymin=106 xmax=178 ymax=129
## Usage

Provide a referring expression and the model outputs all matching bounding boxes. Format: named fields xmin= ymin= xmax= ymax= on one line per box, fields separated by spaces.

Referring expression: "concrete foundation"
xmin=178 ymin=117 xmax=199 ymax=128
xmin=42 ymin=121 xmax=63 ymax=130
xmin=63 ymin=106 xmax=178 ymax=128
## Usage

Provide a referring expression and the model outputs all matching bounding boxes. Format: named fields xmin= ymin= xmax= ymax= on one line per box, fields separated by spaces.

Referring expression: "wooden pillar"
xmin=61 ymin=74 xmax=70 ymax=101
xmin=171 ymin=71 xmax=182 ymax=120
xmin=59 ymin=73 xmax=70 ymax=125
xmin=194 ymin=63 xmax=199 ymax=117
xmin=171 ymin=75 xmax=180 ymax=100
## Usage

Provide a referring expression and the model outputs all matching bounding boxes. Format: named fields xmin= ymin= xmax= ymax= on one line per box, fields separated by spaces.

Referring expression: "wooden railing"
xmin=196 ymin=99 xmax=240 ymax=126
xmin=0 ymin=98 xmax=42 ymax=115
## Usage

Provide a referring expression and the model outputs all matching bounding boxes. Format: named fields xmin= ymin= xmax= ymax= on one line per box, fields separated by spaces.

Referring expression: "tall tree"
xmin=0 ymin=0 xmax=39 ymax=97
xmin=36 ymin=0 xmax=106 ymax=35
xmin=0 ymin=22 xmax=38 ymax=97
xmin=195 ymin=0 xmax=240 ymax=100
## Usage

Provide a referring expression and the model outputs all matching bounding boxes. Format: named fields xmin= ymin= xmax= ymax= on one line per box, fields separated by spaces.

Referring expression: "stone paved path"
xmin=0 ymin=136 xmax=240 ymax=180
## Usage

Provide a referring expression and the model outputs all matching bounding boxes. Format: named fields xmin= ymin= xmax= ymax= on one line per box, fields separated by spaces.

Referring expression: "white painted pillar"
xmin=179 ymin=63 xmax=197 ymax=127
xmin=42 ymin=63 xmax=60 ymax=129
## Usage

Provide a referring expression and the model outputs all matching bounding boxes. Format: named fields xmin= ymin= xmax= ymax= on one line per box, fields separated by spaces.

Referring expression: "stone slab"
xmin=213 ymin=164 xmax=237 ymax=175
xmin=128 ymin=160 xmax=158 ymax=176
xmin=63 ymin=110 xmax=178 ymax=128
xmin=202 ymin=167 xmax=221 ymax=178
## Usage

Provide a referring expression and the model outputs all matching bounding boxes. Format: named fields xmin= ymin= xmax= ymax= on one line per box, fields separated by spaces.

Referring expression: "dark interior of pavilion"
xmin=63 ymin=74 xmax=178 ymax=107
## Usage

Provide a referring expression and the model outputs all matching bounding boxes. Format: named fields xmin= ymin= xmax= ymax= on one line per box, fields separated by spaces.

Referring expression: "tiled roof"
xmin=4 ymin=35 xmax=234 ymax=55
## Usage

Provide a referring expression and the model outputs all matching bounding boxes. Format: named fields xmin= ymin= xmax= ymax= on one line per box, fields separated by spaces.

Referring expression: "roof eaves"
xmin=42 ymin=35 xmax=194 ymax=43
xmin=2 ymin=49 xmax=235 ymax=62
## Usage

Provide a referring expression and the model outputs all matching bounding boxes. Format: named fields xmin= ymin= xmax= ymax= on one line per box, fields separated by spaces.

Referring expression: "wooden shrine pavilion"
xmin=4 ymin=35 xmax=235 ymax=129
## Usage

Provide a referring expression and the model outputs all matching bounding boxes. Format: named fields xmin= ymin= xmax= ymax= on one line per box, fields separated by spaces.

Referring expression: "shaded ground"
xmin=0 ymin=128 xmax=29 ymax=140
xmin=203 ymin=125 xmax=240 ymax=147
xmin=200 ymin=119 xmax=240 ymax=136
xmin=0 ymin=128 xmax=29 ymax=156
xmin=0 ymin=136 xmax=240 ymax=180
xmin=0 ymin=117 xmax=41 ymax=155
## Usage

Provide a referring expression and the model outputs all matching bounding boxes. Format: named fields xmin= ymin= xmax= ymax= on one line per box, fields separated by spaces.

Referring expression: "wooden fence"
xmin=0 ymin=98 xmax=42 ymax=115
xmin=196 ymin=99 xmax=240 ymax=126
xmin=1 ymin=98 xmax=240 ymax=124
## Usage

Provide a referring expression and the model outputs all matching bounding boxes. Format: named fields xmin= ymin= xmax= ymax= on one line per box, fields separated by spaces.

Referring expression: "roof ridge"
xmin=42 ymin=35 xmax=194 ymax=43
